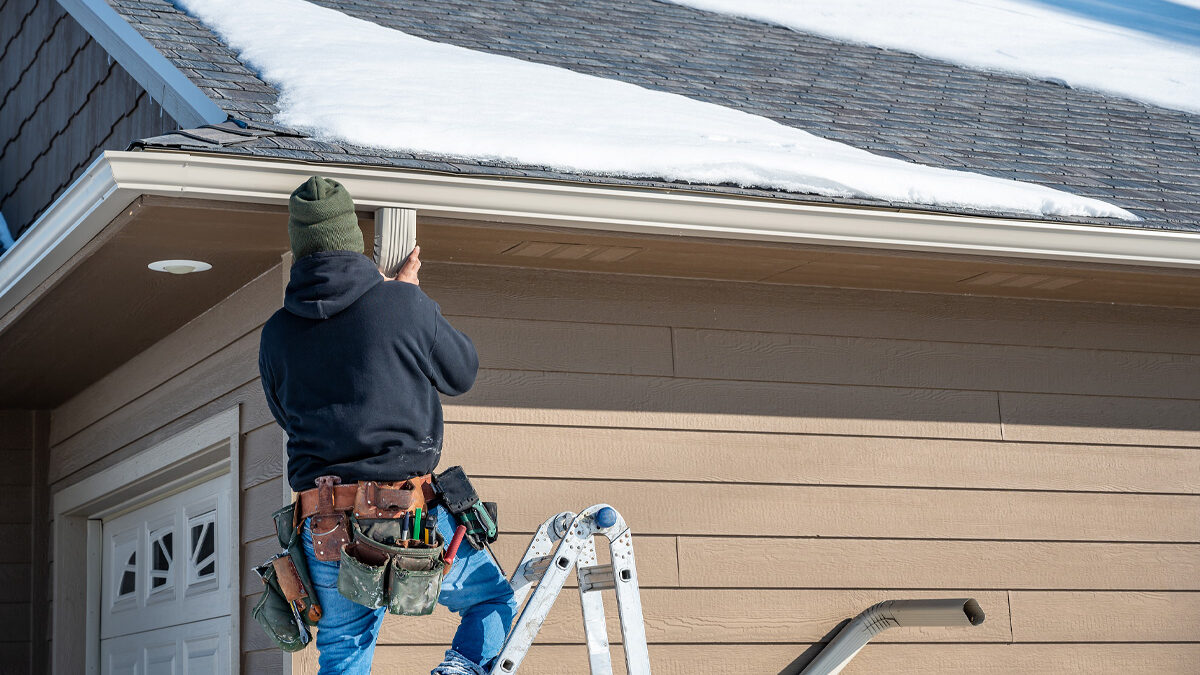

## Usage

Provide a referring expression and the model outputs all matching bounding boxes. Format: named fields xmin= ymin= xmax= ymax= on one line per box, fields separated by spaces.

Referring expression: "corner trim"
xmin=56 ymin=0 xmax=226 ymax=128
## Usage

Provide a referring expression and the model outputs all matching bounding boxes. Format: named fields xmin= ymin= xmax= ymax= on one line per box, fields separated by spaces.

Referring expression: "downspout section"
xmin=800 ymin=598 xmax=985 ymax=675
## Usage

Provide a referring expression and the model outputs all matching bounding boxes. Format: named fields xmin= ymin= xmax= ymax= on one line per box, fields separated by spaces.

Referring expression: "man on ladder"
xmin=258 ymin=176 xmax=516 ymax=675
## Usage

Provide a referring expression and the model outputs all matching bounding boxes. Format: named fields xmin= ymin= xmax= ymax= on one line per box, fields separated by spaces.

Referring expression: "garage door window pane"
xmin=149 ymin=529 xmax=174 ymax=594
xmin=118 ymin=551 xmax=137 ymax=598
xmin=187 ymin=511 xmax=217 ymax=585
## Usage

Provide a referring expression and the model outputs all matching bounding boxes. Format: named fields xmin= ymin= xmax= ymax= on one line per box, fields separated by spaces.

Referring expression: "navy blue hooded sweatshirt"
xmin=258 ymin=251 xmax=478 ymax=492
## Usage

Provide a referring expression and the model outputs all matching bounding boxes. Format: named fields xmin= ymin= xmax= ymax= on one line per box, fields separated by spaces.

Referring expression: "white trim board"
xmin=55 ymin=0 xmax=225 ymax=129
xmin=51 ymin=406 xmax=241 ymax=675
xmin=7 ymin=149 xmax=1200 ymax=324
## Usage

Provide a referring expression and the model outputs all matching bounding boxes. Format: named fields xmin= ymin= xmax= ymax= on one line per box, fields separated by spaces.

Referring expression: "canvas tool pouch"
xmin=251 ymin=556 xmax=311 ymax=652
xmin=251 ymin=502 xmax=321 ymax=654
xmin=338 ymin=517 xmax=446 ymax=616
xmin=272 ymin=503 xmax=322 ymax=623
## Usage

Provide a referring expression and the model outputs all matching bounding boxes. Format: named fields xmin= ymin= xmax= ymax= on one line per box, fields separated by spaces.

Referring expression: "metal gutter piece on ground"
xmin=800 ymin=598 xmax=985 ymax=675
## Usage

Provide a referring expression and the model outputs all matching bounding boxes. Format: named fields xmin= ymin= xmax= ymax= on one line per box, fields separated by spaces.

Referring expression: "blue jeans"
xmin=301 ymin=504 xmax=517 ymax=674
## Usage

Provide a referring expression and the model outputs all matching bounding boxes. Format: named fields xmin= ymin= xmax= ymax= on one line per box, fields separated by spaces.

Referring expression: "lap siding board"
xmin=42 ymin=262 xmax=1200 ymax=674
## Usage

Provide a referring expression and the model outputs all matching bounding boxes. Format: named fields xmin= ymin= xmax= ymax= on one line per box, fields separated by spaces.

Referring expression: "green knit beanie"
xmin=288 ymin=176 xmax=363 ymax=261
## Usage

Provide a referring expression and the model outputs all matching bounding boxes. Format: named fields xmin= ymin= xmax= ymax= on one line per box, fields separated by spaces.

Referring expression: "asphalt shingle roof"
xmin=112 ymin=0 xmax=1200 ymax=230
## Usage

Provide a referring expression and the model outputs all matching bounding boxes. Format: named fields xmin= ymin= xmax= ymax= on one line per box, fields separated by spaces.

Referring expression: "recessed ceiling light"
xmin=148 ymin=259 xmax=212 ymax=275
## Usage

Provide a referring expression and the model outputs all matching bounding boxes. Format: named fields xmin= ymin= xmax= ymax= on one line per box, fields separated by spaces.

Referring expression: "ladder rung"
xmin=578 ymin=564 xmax=615 ymax=593
xmin=521 ymin=555 xmax=553 ymax=582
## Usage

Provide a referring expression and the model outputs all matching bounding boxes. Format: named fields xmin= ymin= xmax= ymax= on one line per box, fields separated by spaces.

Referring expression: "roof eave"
xmin=57 ymin=0 xmax=226 ymax=128
xmin=6 ymin=148 xmax=1200 ymax=322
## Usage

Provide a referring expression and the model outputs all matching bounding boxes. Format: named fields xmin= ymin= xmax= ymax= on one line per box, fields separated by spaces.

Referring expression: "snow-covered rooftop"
xmin=174 ymin=0 xmax=1132 ymax=220
xmin=667 ymin=0 xmax=1200 ymax=115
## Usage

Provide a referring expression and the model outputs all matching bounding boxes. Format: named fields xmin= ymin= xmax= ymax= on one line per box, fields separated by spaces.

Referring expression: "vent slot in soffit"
xmin=958 ymin=271 xmax=1084 ymax=290
xmin=501 ymin=241 xmax=642 ymax=262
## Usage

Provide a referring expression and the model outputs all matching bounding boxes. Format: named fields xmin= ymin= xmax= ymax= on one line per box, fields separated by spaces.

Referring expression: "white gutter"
xmin=57 ymin=0 xmax=226 ymax=128
xmin=800 ymin=598 xmax=985 ymax=675
xmin=0 ymin=156 xmax=138 ymax=327
xmin=6 ymin=149 xmax=1200 ymax=321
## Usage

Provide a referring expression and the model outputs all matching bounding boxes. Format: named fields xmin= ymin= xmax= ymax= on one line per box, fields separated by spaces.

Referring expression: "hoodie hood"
xmin=285 ymin=251 xmax=383 ymax=319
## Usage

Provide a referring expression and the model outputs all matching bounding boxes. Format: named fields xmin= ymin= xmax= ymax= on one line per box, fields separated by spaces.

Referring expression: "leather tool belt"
xmin=296 ymin=475 xmax=436 ymax=561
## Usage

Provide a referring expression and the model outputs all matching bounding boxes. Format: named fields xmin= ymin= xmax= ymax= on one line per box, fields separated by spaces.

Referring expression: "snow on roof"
xmin=667 ymin=0 xmax=1200 ymax=114
xmin=174 ymin=0 xmax=1134 ymax=220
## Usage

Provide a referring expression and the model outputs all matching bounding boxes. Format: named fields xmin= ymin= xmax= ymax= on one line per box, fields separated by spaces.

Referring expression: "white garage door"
xmin=99 ymin=475 xmax=234 ymax=675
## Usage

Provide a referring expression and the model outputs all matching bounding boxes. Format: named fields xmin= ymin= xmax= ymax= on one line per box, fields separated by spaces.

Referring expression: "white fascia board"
xmin=113 ymin=150 xmax=1200 ymax=268
xmin=6 ymin=149 xmax=1200 ymax=321
xmin=57 ymin=0 xmax=225 ymax=129
xmin=0 ymin=154 xmax=137 ymax=321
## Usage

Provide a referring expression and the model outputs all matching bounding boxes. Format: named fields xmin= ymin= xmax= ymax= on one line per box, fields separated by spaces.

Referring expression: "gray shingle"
xmin=108 ymin=0 xmax=1200 ymax=231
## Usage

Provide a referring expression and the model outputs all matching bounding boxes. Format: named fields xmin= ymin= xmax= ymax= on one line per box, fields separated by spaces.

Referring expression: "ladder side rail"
xmin=491 ymin=521 xmax=590 ymax=674
xmin=576 ymin=536 xmax=613 ymax=675
xmin=508 ymin=512 xmax=573 ymax=608
xmin=606 ymin=525 xmax=651 ymax=675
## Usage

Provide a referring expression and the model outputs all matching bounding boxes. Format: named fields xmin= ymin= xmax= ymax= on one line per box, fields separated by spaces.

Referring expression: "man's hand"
xmin=389 ymin=245 xmax=421 ymax=285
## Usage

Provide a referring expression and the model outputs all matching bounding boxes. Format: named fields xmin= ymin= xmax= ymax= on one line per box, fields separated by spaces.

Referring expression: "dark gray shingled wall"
xmin=0 ymin=0 xmax=178 ymax=240
xmin=108 ymin=0 xmax=1200 ymax=230
xmin=0 ymin=410 xmax=47 ymax=674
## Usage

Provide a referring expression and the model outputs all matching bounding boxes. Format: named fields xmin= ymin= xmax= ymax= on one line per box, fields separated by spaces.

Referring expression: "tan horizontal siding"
xmin=242 ymin=536 xmax=282 ymax=591
xmin=673 ymin=327 xmax=1200 ymax=400
xmin=423 ymin=264 xmax=1200 ymax=356
xmin=678 ymin=539 xmax=1200 ymax=590
xmin=376 ymin=589 xmax=1013 ymax=645
xmin=242 ymin=477 xmax=287 ymax=544
xmin=1000 ymin=392 xmax=1200 ymax=445
xmin=472 ymin=478 xmax=1200 ymax=542
xmin=242 ymin=423 xmax=285 ymax=490
xmin=243 ymin=649 xmax=287 ymax=675
xmin=372 ymin=643 xmax=1200 ymax=674
xmin=50 ymin=264 xmax=279 ymax=447
xmin=452 ymin=315 xmax=674 ymax=376
xmin=48 ymin=328 xmax=263 ymax=484
xmin=448 ymin=370 xmax=1003 ymax=439
xmin=50 ymin=377 xmax=270 ymax=489
xmin=45 ymin=262 xmax=1200 ymax=673
xmin=442 ymin=423 xmax=1200 ymax=493
xmin=1011 ymin=591 xmax=1200 ymax=642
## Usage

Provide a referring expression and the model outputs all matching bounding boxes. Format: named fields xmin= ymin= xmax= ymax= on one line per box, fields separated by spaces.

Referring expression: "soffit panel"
xmin=3 ymin=196 xmax=1200 ymax=408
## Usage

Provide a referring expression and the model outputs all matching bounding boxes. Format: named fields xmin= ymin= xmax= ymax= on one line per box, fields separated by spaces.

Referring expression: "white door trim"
xmin=52 ymin=406 xmax=241 ymax=675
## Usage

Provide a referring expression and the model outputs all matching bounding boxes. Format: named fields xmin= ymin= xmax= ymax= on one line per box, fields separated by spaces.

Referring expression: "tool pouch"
xmin=387 ymin=545 xmax=445 ymax=616
xmin=272 ymin=503 xmax=322 ymax=624
xmin=251 ymin=557 xmax=311 ymax=652
xmin=434 ymin=466 xmax=498 ymax=551
xmin=310 ymin=476 xmax=351 ymax=561
xmin=251 ymin=503 xmax=321 ymax=654
xmin=338 ymin=518 xmax=446 ymax=616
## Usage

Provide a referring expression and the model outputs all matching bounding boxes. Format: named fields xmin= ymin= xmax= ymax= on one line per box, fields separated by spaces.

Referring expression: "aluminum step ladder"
xmin=489 ymin=504 xmax=651 ymax=675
